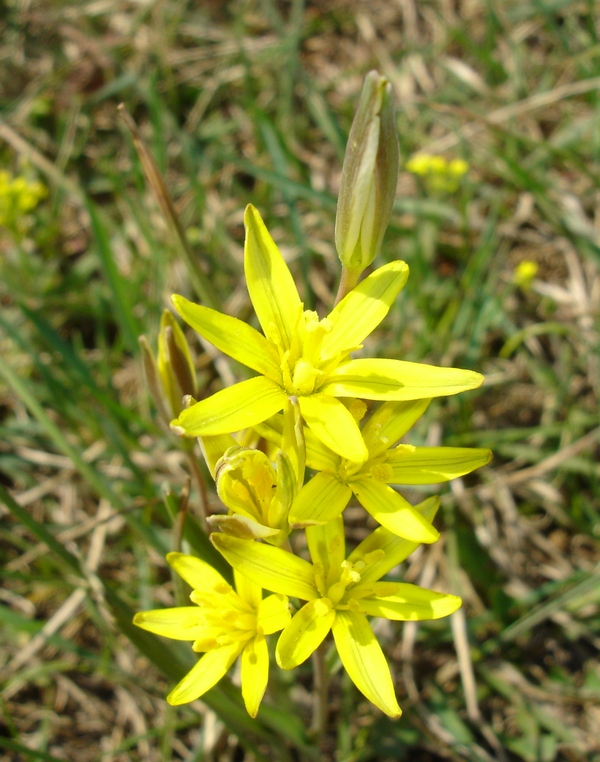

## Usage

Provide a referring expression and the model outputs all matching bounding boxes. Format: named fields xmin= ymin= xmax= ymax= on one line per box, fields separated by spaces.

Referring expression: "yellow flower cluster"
xmin=135 ymin=73 xmax=489 ymax=722
xmin=0 ymin=170 xmax=47 ymax=231
xmin=406 ymin=153 xmax=469 ymax=193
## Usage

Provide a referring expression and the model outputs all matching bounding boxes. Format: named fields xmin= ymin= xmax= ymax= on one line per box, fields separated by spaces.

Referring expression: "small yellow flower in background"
xmin=0 ymin=169 xmax=47 ymax=232
xmin=406 ymin=154 xmax=468 ymax=193
xmin=212 ymin=506 xmax=461 ymax=718
xmin=513 ymin=260 xmax=538 ymax=289
xmin=133 ymin=552 xmax=290 ymax=717
xmin=170 ymin=204 xmax=483 ymax=465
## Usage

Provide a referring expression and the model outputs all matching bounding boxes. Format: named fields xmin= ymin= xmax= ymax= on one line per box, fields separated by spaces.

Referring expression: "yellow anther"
xmin=313 ymin=598 xmax=333 ymax=617
xmin=370 ymin=463 xmax=393 ymax=482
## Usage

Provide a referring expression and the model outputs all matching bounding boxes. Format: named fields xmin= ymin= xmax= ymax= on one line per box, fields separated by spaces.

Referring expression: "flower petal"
xmin=133 ymin=607 xmax=210 ymax=640
xmin=234 ymin=569 xmax=262 ymax=609
xmin=321 ymin=261 xmax=409 ymax=360
xmin=244 ymin=204 xmax=302 ymax=352
xmin=167 ymin=642 xmax=243 ymax=705
xmin=289 ymin=472 xmax=352 ymax=528
xmin=320 ymin=359 xmax=484 ymax=400
xmin=298 ymin=393 xmax=368 ymax=463
xmin=211 ymin=534 xmax=318 ymax=601
xmin=276 ymin=599 xmax=335 ymax=669
xmin=348 ymin=497 xmax=440 ymax=584
xmin=258 ymin=594 xmax=291 ymax=635
xmin=351 ymin=479 xmax=439 ymax=543
xmin=171 ymin=376 xmax=287 ymax=437
xmin=360 ymin=584 xmax=462 ymax=620
xmin=332 ymin=611 xmax=401 ymax=718
xmin=386 ymin=446 xmax=492 ymax=484
xmin=167 ymin=552 xmax=229 ymax=592
xmin=360 ymin=399 xmax=431 ymax=458
xmin=208 ymin=514 xmax=280 ymax=540
xmin=172 ymin=295 xmax=282 ymax=382
xmin=241 ymin=633 xmax=269 ymax=717
xmin=305 ymin=516 xmax=346 ymax=578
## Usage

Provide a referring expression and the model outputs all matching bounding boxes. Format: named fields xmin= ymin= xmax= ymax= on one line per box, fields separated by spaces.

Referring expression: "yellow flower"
xmin=212 ymin=505 xmax=461 ymax=718
xmin=287 ymin=398 xmax=491 ymax=542
xmin=133 ymin=552 xmax=290 ymax=717
xmin=406 ymin=154 xmax=468 ymax=193
xmin=513 ymin=260 xmax=538 ymax=289
xmin=170 ymin=205 xmax=483 ymax=464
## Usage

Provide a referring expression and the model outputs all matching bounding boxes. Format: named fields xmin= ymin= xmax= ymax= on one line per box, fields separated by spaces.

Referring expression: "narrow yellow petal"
xmin=241 ymin=633 xmax=269 ymax=717
xmin=351 ymin=480 xmax=440 ymax=543
xmin=289 ymin=472 xmax=352 ymax=528
xmin=305 ymin=517 xmax=346 ymax=579
xmin=167 ymin=641 xmax=244 ymax=705
xmin=257 ymin=594 xmax=291 ymax=635
xmin=166 ymin=552 xmax=228 ymax=592
xmin=211 ymin=534 xmax=318 ymax=601
xmin=348 ymin=497 xmax=440 ymax=584
xmin=171 ymin=376 xmax=287 ymax=437
xmin=172 ymin=294 xmax=282 ymax=382
xmin=386 ymin=446 xmax=492 ymax=484
xmin=321 ymin=359 xmax=484 ymax=400
xmin=244 ymin=204 xmax=302 ymax=351
xmin=321 ymin=261 xmax=409 ymax=360
xmin=276 ymin=600 xmax=336 ymax=669
xmin=133 ymin=607 xmax=208 ymax=640
xmin=234 ymin=569 xmax=262 ymax=609
xmin=298 ymin=393 xmax=368 ymax=463
xmin=360 ymin=585 xmax=462 ymax=620
xmin=361 ymin=399 xmax=431 ymax=458
xmin=332 ymin=611 xmax=401 ymax=718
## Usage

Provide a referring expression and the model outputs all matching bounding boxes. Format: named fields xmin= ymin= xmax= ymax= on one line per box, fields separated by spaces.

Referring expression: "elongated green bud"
xmin=139 ymin=310 xmax=197 ymax=423
xmin=335 ymin=71 xmax=399 ymax=275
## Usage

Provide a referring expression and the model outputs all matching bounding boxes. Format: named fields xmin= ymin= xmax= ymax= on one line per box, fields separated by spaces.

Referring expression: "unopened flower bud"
xmin=335 ymin=71 xmax=399 ymax=275
xmin=139 ymin=310 xmax=197 ymax=423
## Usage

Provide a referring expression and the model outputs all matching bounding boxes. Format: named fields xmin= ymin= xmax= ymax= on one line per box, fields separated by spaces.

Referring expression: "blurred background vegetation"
xmin=1 ymin=1 xmax=599 ymax=760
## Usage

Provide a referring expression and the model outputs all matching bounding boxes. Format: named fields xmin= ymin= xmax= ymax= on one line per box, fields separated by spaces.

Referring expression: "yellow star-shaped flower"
xmin=133 ymin=552 xmax=290 ymax=717
xmin=212 ymin=504 xmax=461 ymax=718
xmin=171 ymin=204 xmax=483 ymax=463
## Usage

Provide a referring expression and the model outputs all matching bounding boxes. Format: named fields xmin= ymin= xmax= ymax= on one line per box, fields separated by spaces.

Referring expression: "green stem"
xmin=310 ymin=640 xmax=329 ymax=743
xmin=185 ymin=448 xmax=209 ymax=532
xmin=334 ymin=266 xmax=361 ymax=305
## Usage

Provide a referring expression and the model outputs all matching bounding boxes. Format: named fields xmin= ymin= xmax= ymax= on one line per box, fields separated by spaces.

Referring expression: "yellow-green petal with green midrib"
xmin=211 ymin=534 xmax=318 ymax=601
xmin=171 ymin=376 xmax=287 ymax=437
xmin=332 ymin=610 xmax=401 ymax=718
xmin=133 ymin=607 xmax=209 ymax=640
xmin=348 ymin=497 xmax=440 ymax=585
xmin=360 ymin=585 xmax=462 ymax=621
xmin=244 ymin=204 xmax=302 ymax=352
xmin=241 ymin=634 xmax=269 ymax=718
xmin=298 ymin=393 xmax=368 ymax=464
xmin=351 ymin=480 xmax=439 ymax=543
xmin=321 ymin=260 xmax=409 ymax=360
xmin=385 ymin=446 xmax=492 ymax=484
xmin=289 ymin=472 xmax=352 ymax=528
xmin=276 ymin=599 xmax=336 ymax=670
xmin=320 ymin=358 xmax=484 ymax=401
xmin=172 ymin=295 xmax=282 ymax=382
xmin=167 ymin=641 xmax=244 ymax=705
xmin=305 ymin=516 xmax=346 ymax=578
xmin=361 ymin=399 xmax=431 ymax=458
